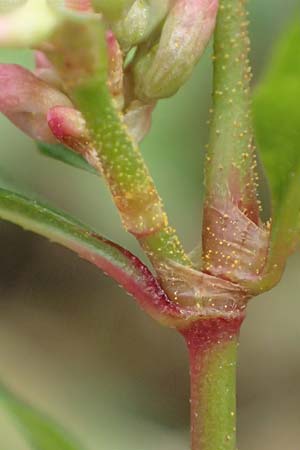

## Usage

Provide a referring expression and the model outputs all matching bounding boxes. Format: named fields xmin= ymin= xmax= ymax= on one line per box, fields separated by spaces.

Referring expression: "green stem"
xmin=205 ymin=0 xmax=258 ymax=218
xmin=181 ymin=318 xmax=242 ymax=450
xmin=74 ymin=80 xmax=191 ymax=271
xmin=201 ymin=0 xmax=268 ymax=284
xmin=48 ymin=20 xmax=191 ymax=283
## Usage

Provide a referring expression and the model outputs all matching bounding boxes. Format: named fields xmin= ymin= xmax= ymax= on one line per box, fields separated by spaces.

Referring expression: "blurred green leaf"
xmin=36 ymin=141 xmax=98 ymax=176
xmin=0 ymin=187 xmax=175 ymax=324
xmin=0 ymin=186 xmax=146 ymax=285
xmin=0 ymin=383 xmax=86 ymax=450
xmin=254 ymin=17 xmax=300 ymax=268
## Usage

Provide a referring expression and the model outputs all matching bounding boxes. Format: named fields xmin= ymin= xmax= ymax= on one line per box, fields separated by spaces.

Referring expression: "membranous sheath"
xmin=203 ymin=197 xmax=270 ymax=285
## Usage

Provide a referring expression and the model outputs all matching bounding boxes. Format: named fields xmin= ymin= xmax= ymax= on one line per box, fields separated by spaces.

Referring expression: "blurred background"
xmin=0 ymin=1 xmax=299 ymax=449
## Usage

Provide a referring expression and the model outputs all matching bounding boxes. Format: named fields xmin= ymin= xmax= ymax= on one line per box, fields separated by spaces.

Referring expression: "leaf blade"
xmin=0 ymin=383 xmax=85 ymax=450
xmin=0 ymin=187 xmax=181 ymax=325
xmin=253 ymin=17 xmax=300 ymax=273
xmin=36 ymin=141 xmax=98 ymax=176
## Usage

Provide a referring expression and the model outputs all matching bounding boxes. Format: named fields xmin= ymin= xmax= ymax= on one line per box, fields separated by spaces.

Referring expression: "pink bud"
xmin=48 ymin=0 xmax=93 ymax=12
xmin=47 ymin=106 xmax=91 ymax=156
xmin=0 ymin=64 xmax=72 ymax=143
xmin=64 ymin=0 xmax=92 ymax=11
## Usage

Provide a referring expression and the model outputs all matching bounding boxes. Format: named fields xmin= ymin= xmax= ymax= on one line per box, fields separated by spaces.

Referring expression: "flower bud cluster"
xmin=0 ymin=0 xmax=218 ymax=164
xmin=98 ymin=0 xmax=218 ymax=100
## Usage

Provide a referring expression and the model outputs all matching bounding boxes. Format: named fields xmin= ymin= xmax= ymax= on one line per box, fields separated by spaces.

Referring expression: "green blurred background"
xmin=0 ymin=1 xmax=299 ymax=449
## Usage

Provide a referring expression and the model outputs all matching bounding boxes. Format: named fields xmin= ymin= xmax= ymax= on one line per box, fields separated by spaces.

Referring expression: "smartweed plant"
xmin=0 ymin=1 xmax=299 ymax=449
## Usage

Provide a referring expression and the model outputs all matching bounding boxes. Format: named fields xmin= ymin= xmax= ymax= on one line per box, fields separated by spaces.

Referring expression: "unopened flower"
xmin=0 ymin=0 xmax=218 ymax=154
xmin=47 ymin=105 xmax=91 ymax=154
xmin=112 ymin=0 xmax=171 ymax=50
xmin=0 ymin=63 xmax=73 ymax=143
xmin=0 ymin=48 xmax=150 ymax=161
xmin=53 ymin=0 xmax=92 ymax=12
xmin=133 ymin=0 xmax=218 ymax=100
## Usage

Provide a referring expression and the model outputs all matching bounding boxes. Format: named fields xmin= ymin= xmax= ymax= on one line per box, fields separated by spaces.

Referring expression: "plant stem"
xmin=205 ymin=0 xmax=257 ymax=214
xmin=74 ymin=80 xmax=191 ymax=271
xmin=181 ymin=318 xmax=243 ymax=450
xmin=201 ymin=0 xmax=270 ymax=285
xmin=48 ymin=21 xmax=191 ymax=282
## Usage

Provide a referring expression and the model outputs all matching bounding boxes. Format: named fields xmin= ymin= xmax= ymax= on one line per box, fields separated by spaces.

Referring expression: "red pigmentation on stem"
xmin=180 ymin=316 xmax=244 ymax=450
xmin=180 ymin=316 xmax=244 ymax=352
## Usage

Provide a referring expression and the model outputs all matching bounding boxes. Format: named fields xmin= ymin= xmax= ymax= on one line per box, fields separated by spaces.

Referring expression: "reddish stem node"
xmin=180 ymin=317 xmax=244 ymax=450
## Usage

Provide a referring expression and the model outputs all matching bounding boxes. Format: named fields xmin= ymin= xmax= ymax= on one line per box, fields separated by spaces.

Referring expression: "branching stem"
xmin=75 ymin=79 xmax=191 ymax=274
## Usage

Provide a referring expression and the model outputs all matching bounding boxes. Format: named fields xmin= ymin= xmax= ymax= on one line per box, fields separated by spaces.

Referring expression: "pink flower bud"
xmin=134 ymin=0 xmax=218 ymax=100
xmin=0 ymin=63 xmax=102 ymax=163
xmin=64 ymin=0 xmax=92 ymax=11
xmin=113 ymin=0 xmax=171 ymax=50
xmin=0 ymin=64 xmax=72 ymax=142
xmin=47 ymin=105 xmax=91 ymax=155
xmin=48 ymin=0 xmax=93 ymax=12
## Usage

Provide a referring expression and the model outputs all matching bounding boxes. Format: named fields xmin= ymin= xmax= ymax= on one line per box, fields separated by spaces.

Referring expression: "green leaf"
xmin=0 ymin=187 xmax=179 ymax=325
xmin=0 ymin=383 xmax=85 ymax=450
xmin=253 ymin=17 xmax=300 ymax=273
xmin=36 ymin=141 xmax=98 ymax=176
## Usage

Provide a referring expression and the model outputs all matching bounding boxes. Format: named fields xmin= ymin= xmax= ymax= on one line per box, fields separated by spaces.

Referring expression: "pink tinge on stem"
xmin=72 ymin=234 xmax=190 ymax=327
xmin=106 ymin=30 xmax=124 ymax=109
xmin=180 ymin=316 xmax=244 ymax=352
xmin=0 ymin=64 xmax=72 ymax=142
xmin=180 ymin=316 xmax=243 ymax=450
